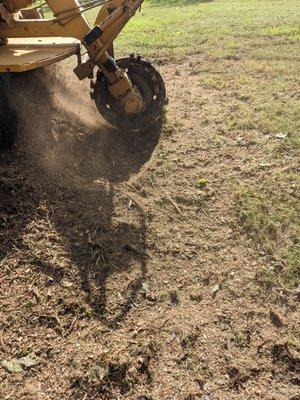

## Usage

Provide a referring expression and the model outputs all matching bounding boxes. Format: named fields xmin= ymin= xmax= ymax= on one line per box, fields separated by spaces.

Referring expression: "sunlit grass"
xmin=237 ymin=174 xmax=300 ymax=288
xmin=86 ymin=0 xmax=300 ymax=59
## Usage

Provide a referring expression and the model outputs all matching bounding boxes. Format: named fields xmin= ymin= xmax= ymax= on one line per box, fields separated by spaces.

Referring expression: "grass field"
xmin=1 ymin=1 xmax=300 ymax=399
xmin=103 ymin=0 xmax=300 ymax=287
xmin=100 ymin=0 xmax=300 ymax=59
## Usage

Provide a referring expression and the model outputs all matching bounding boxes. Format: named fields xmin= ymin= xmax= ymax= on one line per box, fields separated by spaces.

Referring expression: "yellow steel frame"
xmin=0 ymin=0 xmax=144 ymax=112
xmin=0 ymin=0 xmax=139 ymax=41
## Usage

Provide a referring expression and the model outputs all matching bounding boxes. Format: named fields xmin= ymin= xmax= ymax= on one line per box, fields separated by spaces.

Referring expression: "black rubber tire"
xmin=93 ymin=56 xmax=166 ymax=131
xmin=0 ymin=74 xmax=18 ymax=149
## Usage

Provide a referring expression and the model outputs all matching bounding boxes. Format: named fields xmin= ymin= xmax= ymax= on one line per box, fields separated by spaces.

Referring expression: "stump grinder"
xmin=0 ymin=0 xmax=166 ymax=147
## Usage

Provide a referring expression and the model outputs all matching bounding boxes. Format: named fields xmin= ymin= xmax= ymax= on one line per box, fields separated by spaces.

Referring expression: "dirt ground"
xmin=0 ymin=57 xmax=299 ymax=400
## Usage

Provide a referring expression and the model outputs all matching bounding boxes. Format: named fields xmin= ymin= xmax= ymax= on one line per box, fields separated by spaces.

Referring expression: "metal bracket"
xmin=74 ymin=57 xmax=95 ymax=80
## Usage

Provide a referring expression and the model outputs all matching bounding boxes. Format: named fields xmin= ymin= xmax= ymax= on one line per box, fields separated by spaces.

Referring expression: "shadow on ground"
xmin=0 ymin=68 xmax=161 ymax=328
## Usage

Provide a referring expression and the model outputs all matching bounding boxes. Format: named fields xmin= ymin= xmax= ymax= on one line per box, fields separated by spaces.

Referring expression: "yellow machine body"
xmin=0 ymin=37 xmax=79 ymax=72
xmin=0 ymin=0 xmax=166 ymax=136
xmin=0 ymin=0 xmax=79 ymax=72
xmin=0 ymin=0 xmax=128 ymax=73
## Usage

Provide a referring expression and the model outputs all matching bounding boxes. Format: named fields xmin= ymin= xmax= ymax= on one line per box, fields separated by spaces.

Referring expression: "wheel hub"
xmin=92 ymin=55 xmax=166 ymax=131
xmin=120 ymin=86 xmax=144 ymax=115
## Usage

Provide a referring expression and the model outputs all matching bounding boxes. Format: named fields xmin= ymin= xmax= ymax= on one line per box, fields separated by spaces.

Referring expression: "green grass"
xmin=86 ymin=0 xmax=300 ymax=59
xmin=237 ymin=174 xmax=300 ymax=288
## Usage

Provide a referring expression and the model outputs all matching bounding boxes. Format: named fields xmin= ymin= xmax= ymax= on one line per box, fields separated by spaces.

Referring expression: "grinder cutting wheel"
xmin=0 ymin=0 xmax=166 ymax=145
xmin=92 ymin=55 xmax=166 ymax=130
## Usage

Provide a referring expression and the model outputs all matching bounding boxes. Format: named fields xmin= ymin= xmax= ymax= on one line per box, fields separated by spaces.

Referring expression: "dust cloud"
xmin=10 ymin=58 xmax=160 ymax=187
